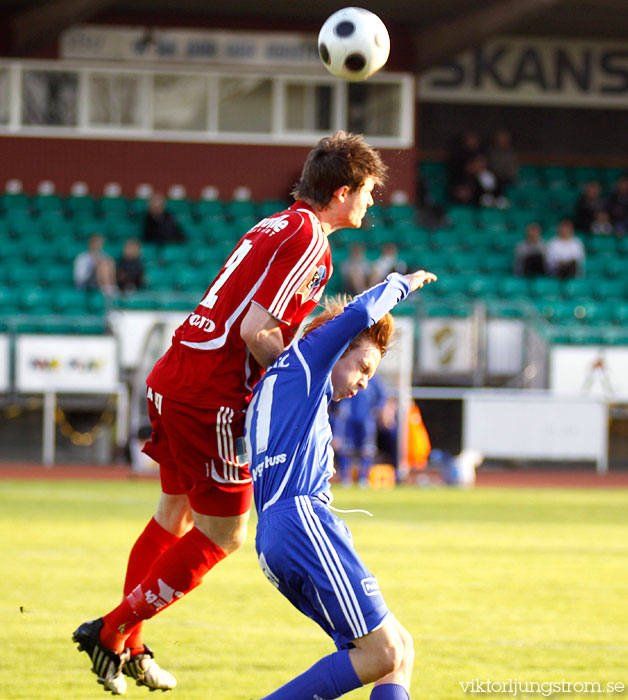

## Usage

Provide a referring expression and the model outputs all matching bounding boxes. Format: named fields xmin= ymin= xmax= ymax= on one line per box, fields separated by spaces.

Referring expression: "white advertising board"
xmin=0 ymin=334 xmax=9 ymax=392
xmin=486 ymin=319 xmax=524 ymax=375
xmin=16 ymin=335 xmax=118 ymax=392
xmin=550 ymin=346 xmax=628 ymax=403
xmin=463 ymin=391 xmax=608 ymax=471
xmin=61 ymin=25 xmax=320 ymax=67
xmin=419 ymin=37 xmax=628 ymax=109
xmin=109 ymin=310 xmax=188 ymax=370
xmin=419 ymin=317 xmax=475 ymax=374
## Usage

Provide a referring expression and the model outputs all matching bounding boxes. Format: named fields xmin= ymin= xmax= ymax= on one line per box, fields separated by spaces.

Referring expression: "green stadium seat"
xmin=437 ymin=274 xmax=474 ymax=298
xmin=34 ymin=194 xmax=63 ymax=213
xmin=67 ymin=195 xmax=97 ymax=217
xmin=52 ymin=289 xmax=90 ymax=315
xmin=21 ymin=286 xmax=55 ymax=313
xmin=480 ymin=253 xmax=512 ymax=274
xmin=542 ymin=165 xmax=571 ymax=188
xmin=593 ymin=279 xmax=626 ymax=301
xmin=498 ymin=276 xmax=529 ymax=298
xmin=167 ymin=198 xmax=193 ymax=217
xmin=572 ymin=167 xmax=601 ymax=185
xmin=159 ymin=245 xmax=193 ymax=266
xmin=0 ymin=286 xmax=20 ymax=313
xmin=467 ymin=276 xmax=500 ymax=298
xmin=603 ymin=256 xmax=628 ymax=278
xmin=71 ymin=316 xmax=108 ymax=334
xmin=175 ymin=268 xmax=210 ymax=292
xmin=446 ymin=206 xmax=475 ymax=229
xmin=258 ymin=200 xmax=287 ymax=218
xmin=530 ymin=277 xmax=563 ymax=299
xmin=393 ymin=224 xmax=431 ymax=249
xmin=112 ymin=291 xmax=159 ymax=310
xmin=100 ymin=196 xmax=128 ymax=217
xmin=225 ymin=200 xmax=257 ymax=220
xmin=368 ymin=226 xmax=399 ymax=247
xmin=423 ymin=302 xmax=469 ymax=317
xmin=385 ymin=204 xmax=416 ymax=226
xmin=586 ymin=236 xmax=617 ymax=256
xmin=562 ymin=278 xmax=593 ymax=300
xmin=196 ymin=199 xmax=224 ymax=219
xmin=40 ymin=264 xmax=72 ymax=288
xmin=1 ymin=192 xmax=30 ymax=211
xmin=6 ymin=264 xmax=42 ymax=288
xmin=430 ymin=229 xmax=464 ymax=251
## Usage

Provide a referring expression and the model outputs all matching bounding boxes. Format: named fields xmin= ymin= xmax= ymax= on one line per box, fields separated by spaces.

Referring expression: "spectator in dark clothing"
xmin=607 ymin=175 xmax=628 ymax=236
xmin=116 ymin=238 xmax=145 ymax=292
xmin=143 ymin=193 xmax=185 ymax=244
xmin=453 ymin=155 xmax=502 ymax=207
xmin=487 ymin=129 xmax=519 ymax=192
xmin=573 ymin=181 xmax=605 ymax=232
xmin=448 ymin=130 xmax=482 ymax=197
xmin=514 ymin=222 xmax=547 ymax=276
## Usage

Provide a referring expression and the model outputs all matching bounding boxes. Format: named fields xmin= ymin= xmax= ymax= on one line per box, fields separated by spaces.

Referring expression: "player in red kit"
xmin=73 ymin=131 xmax=388 ymax=695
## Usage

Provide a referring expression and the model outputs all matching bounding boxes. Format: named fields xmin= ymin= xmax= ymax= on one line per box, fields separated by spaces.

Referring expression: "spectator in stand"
xmin=547 ymin=219 xmax=586 ymax=279
xmin=514 ymin=222 xmax=547 ymax=276
xmin=573 ymin=181 xmax=606 ymax=232
xmin=590 ymin=209 xmax=614 ymax=236
xmin=341 ymin=243 xmax=371 ymax=295
xmin=453 ymin=155 xmax=503 ymax=208
xmin=370 ymin=242 xmax=407 ymax=285
xmin=73 ymin=234 xmax=117 ymax=295
xmin=448 ymin=130 xmax=483 ymax=198
xmin=487 ymin=128 xmax=520 ymax=193
xmin=116 ymin=238 xmax=145 ymax=292
xmin=143 ymin=192 xmax=185 ymax=244
xmin=607 ymin=175 xmax=628 ymax=236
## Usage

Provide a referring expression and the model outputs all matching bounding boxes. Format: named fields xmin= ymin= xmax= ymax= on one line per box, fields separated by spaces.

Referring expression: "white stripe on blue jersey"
xmin=246 ymin=273 xmax=411 ymax=513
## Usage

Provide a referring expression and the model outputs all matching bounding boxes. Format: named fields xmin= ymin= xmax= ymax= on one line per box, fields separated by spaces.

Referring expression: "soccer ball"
xmin=318 ymin=7 xmax=390 ymax=82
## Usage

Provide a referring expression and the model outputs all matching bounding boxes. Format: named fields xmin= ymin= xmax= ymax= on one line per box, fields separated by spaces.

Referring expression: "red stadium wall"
xmin=0 ymin=136 xmax=417 ymax=201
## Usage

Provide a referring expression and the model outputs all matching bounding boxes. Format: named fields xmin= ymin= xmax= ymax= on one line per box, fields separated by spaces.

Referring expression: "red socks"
xmin=101 ymin=527 xmax=226 ymax=652
xmin=121 ymin=517 xmax=180 ymax=652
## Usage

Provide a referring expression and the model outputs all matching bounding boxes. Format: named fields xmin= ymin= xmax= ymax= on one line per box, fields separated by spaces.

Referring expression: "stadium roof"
xmin=1 ymin=0 xmax=627 ymax=69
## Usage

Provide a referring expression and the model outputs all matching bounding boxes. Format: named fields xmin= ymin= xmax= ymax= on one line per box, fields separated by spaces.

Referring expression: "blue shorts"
xmin=255 ymin=495 xmax=389 ymax=649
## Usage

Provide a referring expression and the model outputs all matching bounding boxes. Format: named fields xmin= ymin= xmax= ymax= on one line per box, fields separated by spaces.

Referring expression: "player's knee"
xmin=219 ymin=522 xmax=248 ymax=554
xmin=397 ymin=624 xmax=415 ymax=667
xmin=372 ymin=634 xmax=404 ymax=678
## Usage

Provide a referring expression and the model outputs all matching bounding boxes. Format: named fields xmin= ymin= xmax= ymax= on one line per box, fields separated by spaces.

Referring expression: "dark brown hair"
xmin=292 ymin=131 xmax=388 ymax=208
xmin=303 ymin=294 xmax=395 ymax=358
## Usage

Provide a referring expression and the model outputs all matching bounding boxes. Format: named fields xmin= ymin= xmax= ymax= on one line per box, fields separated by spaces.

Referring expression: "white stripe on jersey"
xmin=293 ymin=342 xmax=311 ymax=396
xmin=254 ymin=374 xmax=277 ymax=455
xmin=271 ymin=231 xmax=326 ymax=319
xmin=295 ymin=495 xmax=368 ymax=640
xmin=180 ymin=218 xmax=305 ymax=351
xmin=268 ymin=215 xmax=326 ymax=318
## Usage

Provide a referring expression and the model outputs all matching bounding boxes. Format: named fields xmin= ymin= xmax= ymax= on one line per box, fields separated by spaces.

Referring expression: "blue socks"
xmin=261 ymin=649 xmax=362 ymax=700
xmin=370 ymin=684 xmax=410 ymax=700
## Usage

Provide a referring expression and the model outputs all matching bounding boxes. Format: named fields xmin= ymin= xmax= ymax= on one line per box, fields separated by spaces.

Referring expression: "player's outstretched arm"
xmin=240 ymin=303 xmax=285 ymax=369
xmin=404 ymin=269 xmax=437 ymax=292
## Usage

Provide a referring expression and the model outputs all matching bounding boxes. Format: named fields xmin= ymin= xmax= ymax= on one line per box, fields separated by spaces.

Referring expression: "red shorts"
xmin=141 ymin=387 xmax=252 ymax=517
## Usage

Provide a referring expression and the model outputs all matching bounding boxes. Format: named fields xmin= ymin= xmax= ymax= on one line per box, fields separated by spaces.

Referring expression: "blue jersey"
xmin=245 ymin=273 xmax=410 ymax=513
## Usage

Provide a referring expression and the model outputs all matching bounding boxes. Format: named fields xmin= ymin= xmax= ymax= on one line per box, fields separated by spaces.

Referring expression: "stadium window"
xmin=285 ymin=83 xmax=332 ymax=133
xmin=21 ymin=69 xmax=78 ymax=126
xmin=218 ymin=77 xmax=272 ymax=133
xmin=153 ymin=74 xmax=209 ymax=131
xmin=87 ymin=73 xmax=142 ymax=128
xmin=347 ymin=82 xmax=401 ymax=138
xmin=0 ymin=68 xmax=8 ymax=124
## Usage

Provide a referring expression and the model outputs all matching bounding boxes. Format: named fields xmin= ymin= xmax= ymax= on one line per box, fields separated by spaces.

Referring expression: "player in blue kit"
xmin=245 ymin=269 xmax=437 ymax=700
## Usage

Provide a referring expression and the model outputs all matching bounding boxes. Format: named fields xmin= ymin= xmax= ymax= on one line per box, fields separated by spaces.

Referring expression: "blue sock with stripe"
xmin=260 ymin=649 xmax=362 ymax=700
xmin=370 ymin=684 xmax=410 ymax=700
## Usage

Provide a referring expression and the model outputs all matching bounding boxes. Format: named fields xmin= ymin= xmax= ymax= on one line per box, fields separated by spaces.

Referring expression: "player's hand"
xmin=405 ymin=270 xmax=437 ymax=292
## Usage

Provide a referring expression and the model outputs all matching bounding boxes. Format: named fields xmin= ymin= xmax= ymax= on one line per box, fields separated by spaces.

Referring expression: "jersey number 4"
xmin=199 ymin=239 xmax=254 ymax=310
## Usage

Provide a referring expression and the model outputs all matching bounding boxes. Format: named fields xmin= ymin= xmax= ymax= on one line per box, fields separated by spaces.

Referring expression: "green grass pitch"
xmin=1 ymin=479 xmax=627 ymax=699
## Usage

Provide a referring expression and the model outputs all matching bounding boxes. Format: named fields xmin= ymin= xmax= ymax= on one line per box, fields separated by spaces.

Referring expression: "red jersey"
xmin=147 ymin=202 xmax=332 ymax=411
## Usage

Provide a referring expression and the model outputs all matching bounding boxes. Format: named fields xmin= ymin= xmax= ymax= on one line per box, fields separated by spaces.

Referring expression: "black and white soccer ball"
xmin=318 ymin=7 xmax=390 ymax=82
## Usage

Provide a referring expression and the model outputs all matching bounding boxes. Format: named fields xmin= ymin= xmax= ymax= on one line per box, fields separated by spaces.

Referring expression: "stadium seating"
xmin=1 ymin=163 xmax=627 ymax=345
